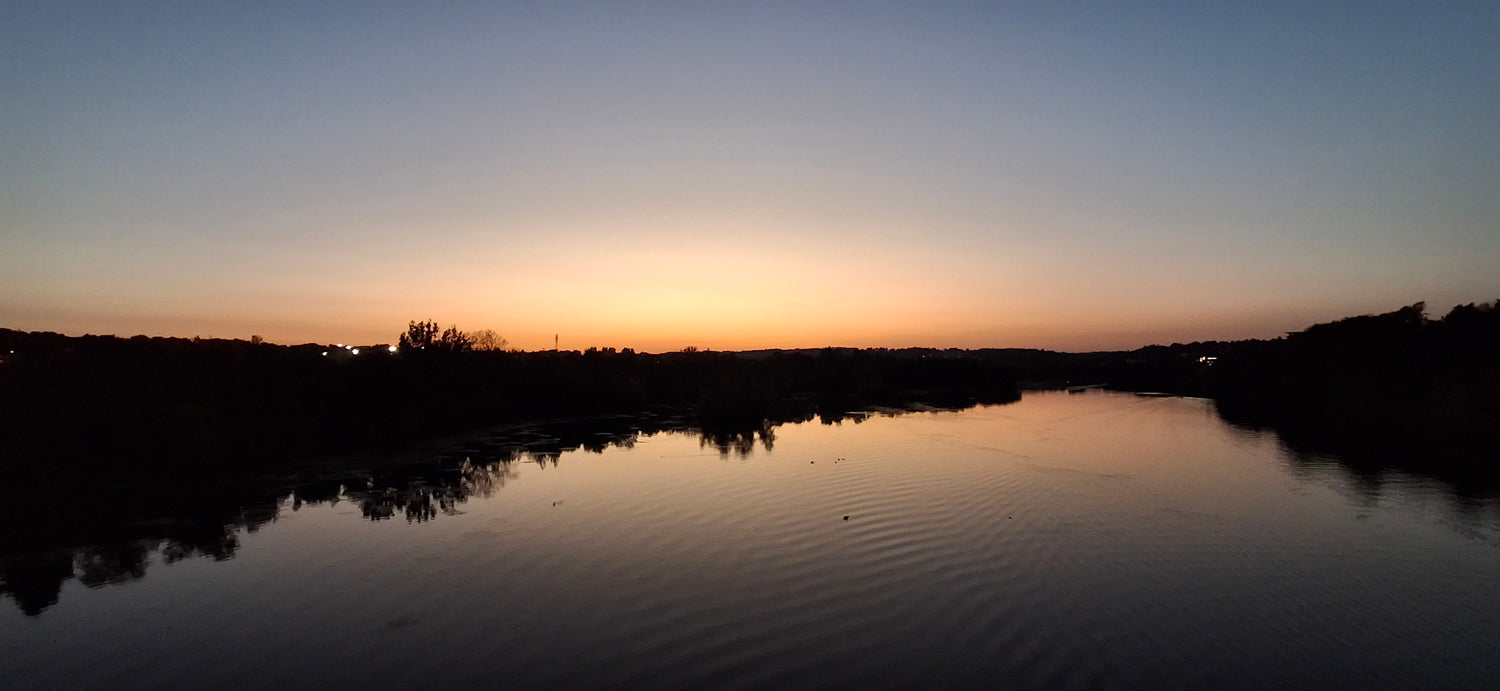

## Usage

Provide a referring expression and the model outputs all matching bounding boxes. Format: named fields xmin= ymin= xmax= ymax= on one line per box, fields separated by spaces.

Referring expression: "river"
xmin=3 ymin=391 xmax=1498 ymax=689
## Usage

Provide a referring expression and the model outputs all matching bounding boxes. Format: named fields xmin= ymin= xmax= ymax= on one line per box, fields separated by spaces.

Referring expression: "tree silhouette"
xmin=399 ymin=320 xmax=440 ymax=350
xmin=399 ymin=320 xmax=474 ymax=352
xmin=469 ymin=329 xmax=507 ymax=351
xmin=438 ymin=326 xmax=472 ymax=352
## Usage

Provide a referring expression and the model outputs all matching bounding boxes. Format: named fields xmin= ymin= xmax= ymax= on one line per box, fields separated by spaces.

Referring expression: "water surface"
xmin=3 ymin=392 xmax=1498 ymax=689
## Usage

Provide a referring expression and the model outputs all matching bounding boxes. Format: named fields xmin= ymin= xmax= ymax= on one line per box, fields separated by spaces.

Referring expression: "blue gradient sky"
xmin=3 ymin=1 xmax=1496 ymax=351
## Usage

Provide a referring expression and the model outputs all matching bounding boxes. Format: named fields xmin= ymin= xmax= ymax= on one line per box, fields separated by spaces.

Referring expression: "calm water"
xmin=3 ymin=391 xmax=1499 ymax=689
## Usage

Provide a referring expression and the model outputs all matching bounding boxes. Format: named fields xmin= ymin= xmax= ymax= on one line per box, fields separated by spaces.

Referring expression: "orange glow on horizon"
xmin=5 ymin=216 xmax=1484 ymax=353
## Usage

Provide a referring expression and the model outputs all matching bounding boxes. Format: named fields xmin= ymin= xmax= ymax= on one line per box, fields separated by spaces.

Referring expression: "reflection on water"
xmin=1219 ymin=401 xmax=1500 ymax=528
xmin=0 ymin=484 xmax=281 ymax=617
xmin=698 ymin=420 xmax=777 ymax=456
xmin=343 ymin=458 xmax=519 ymax=522
xmin=1274 ymin=446 xmax=1500 ymax=532
xmin=4 ymin=395 xmax=1498 ymax=619
xmin=3 ymin=392 xmax=1500 ymax=689
xmin=0 ymin=410 xmax=830 ymax=616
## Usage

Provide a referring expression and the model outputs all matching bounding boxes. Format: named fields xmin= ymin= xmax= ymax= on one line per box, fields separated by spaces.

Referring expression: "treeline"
xmin=0 ymin=329 xmax=1020 ymax=477
xmin=1209 ymin=301 xmax=1500 ymax=470
xmin=3 ymin=300 xmax=1497 ymax=479
xmin=980 ymin=300 xmax=1500 ymax=470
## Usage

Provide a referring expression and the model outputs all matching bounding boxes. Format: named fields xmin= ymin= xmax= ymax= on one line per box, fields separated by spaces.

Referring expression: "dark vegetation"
xmin=0 ymin=321 xmax=1022 ymax=480
xmin=3 ymin=304 xmax=1497 ymax=480
xmin=1210 ymin=301 xmax=1500 ymax=476
xmin=996 ymin=301 xmax=1500 ymax=476
xmin=2 ymin=302 xmax=1498 ymax=616
xmin=0 ymin=319 xmax=1026 ymax=616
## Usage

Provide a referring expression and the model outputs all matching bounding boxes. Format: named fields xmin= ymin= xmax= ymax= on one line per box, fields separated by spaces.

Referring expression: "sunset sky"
xmin=4 ymin=2 xmax=1496 ymax=352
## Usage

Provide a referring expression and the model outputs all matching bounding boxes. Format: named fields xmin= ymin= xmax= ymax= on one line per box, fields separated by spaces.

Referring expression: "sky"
xmin=3 ymin=1 xmax=1497 ymax=352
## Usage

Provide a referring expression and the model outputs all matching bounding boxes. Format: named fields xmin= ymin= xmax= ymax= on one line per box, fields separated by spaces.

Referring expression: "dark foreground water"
xmin=3 ymin=391 xmax=1499 ymax=689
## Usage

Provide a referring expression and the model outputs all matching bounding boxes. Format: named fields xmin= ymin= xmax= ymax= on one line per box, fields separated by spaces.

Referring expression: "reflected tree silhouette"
xmin=698 ymin=421 xmax=777 ymax=457
xmin=0 ymin=519 xmax=264 ymax=616
xmin=0 ymin=553 xmax=75 ymax=616
xmin=0 ymin=403 xmax=989 ymax=616
xmin=336 ymin=456 xmax=525 ymax=523
xmin=459 ymin=457 xmax=520 ymax=499
xmin=75 ymin=543 xmax=152 ymax=588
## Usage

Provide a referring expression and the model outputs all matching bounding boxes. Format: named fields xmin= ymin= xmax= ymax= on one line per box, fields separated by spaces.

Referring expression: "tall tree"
xmin=399 ymin=320 xmax=440 ymax=350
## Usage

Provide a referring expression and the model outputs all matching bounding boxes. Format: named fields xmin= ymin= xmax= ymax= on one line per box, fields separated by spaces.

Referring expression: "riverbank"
xmin=3 ymin=300 xmax=1495 ymax=481
xmin=0 ymin=333 xmax=1022 ymax=479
